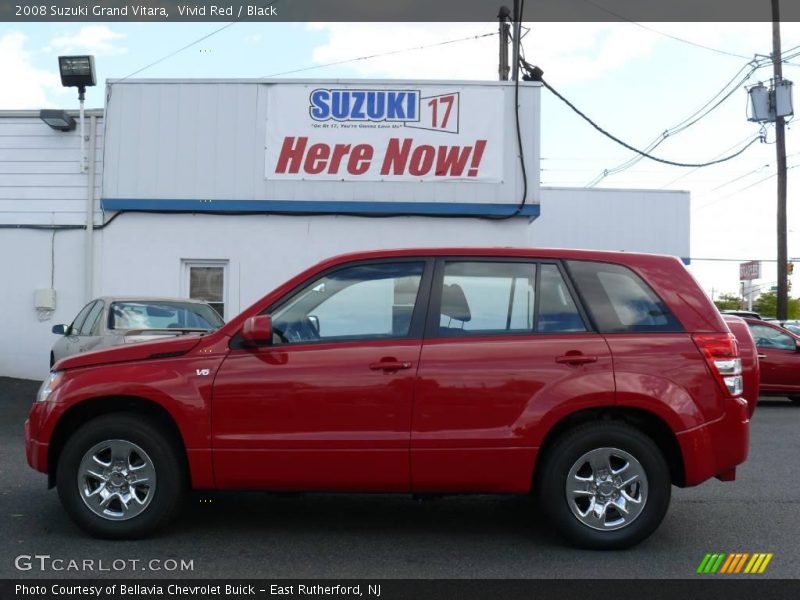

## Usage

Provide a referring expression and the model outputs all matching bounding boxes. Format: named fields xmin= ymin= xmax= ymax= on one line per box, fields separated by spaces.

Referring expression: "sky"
xmin=2 ymin=20 xmax=800 ymax=301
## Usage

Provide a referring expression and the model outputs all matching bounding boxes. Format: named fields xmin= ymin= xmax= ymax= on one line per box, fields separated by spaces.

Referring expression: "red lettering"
xmin=380 ymin=138 xmax=413 ymax=175
xmin=328 ymin=144 xmax=352 ymax=174
xmin=435 ymin=145 xmax=472 ymax=176
xmin=468 ymin=140 xmax=486 ymax=177
xmin=409 ymin=145 xmax=435 ymax=176
xmin=304 ymin=143 xmax=330 ymax=175
xmin=275 ymin=136 xmax=308 ymax=174
xmin=348 ymin=145 xmax=373 ymax=175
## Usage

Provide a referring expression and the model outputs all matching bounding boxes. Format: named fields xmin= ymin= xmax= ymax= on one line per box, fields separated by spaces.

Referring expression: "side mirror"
xmin=241 ymin=315 xmax=272 ymax=345
xmin=52 ymin=324 xmax=67 ymax=335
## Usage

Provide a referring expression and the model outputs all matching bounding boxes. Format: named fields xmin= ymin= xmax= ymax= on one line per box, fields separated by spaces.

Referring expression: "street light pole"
xmin=773 ymin=0 xmax=789 ymax=320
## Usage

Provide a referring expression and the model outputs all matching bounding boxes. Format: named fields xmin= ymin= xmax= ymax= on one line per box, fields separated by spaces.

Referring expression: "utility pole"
xmin=773 ymin=0 xmax=789 ymax=320
xmin=498 ymin=6 xmax=511 ymax=81
xmin=511 ymin=0 xmax=522 ymax=81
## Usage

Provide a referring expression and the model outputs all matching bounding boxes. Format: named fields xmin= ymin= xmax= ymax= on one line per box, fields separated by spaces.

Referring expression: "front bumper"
xmin=676 ymin=396 xmax=750 ymax=486
xmin=25 ymin=403 xmax=50 ymax=474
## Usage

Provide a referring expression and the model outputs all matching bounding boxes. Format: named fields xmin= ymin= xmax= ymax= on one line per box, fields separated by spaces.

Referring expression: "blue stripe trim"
xmin=681 ymin=257 xmax=691 ymax=265
xmin=101 ymin=198 xmax=540 ymax=218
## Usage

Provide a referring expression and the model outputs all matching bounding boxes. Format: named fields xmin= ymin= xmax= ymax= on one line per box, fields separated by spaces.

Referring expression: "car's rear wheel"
xmin=56 ymin=413 xmax=185 ymax=539
xmin=536 ymin=421 xmax=671 ymax=549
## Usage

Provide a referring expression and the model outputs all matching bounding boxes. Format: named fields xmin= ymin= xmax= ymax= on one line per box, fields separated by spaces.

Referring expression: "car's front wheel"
xmin=536 ymin=421 xmax=671 ymax=549
xmin=56 ymin=413 xmax=185 ymax=538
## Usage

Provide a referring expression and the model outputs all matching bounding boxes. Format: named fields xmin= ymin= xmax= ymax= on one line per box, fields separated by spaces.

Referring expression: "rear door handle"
xmin=555 ymin=354 xmax=598 ymax=366
xmin=757 ymin=353 xmax=767 ymax=359
xmin=369 ymin=360 xmax=412 ymax=371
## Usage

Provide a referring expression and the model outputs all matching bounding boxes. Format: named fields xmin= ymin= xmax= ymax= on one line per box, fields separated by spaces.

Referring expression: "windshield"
xmin=109 ymin=301 xmax=224 ymax=331
xmin=783 ymin=323 xmax=800 ymax=336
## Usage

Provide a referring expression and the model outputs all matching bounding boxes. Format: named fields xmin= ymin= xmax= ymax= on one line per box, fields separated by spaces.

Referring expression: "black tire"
xmin=788 ymin=396 xmax=800 ymax=405
xmin=536 ymin=421 xmax=671 ymax=550
xmin=56 ymin=413 xmax=185 ymax=539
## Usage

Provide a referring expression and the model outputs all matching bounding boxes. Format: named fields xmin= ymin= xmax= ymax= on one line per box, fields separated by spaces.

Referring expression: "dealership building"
xmin=0 ymin=79 xmax=690 ymax=380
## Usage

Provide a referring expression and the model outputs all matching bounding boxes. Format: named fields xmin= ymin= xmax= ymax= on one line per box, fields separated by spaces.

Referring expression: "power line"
xmin=659 ymin=132 xmax=758 ymax=189
xmin=521 ymin=62 xmax=763 ymax=169
xmin=262 ymin=31 xmax=497 ymax=78
xmin=117 ymin=21 xmax=239 ymax=81
xmin=694 ymin=163 xmax=800 ymax=211
xmin=579 ymin=0 xmax=752 ymax=60
xmin=585 ymin=58 xmax=767 ymax=186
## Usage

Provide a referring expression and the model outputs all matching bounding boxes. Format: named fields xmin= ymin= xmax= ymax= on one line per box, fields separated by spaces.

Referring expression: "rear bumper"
xmin=676 ymin=396 xmax=750 ymax=486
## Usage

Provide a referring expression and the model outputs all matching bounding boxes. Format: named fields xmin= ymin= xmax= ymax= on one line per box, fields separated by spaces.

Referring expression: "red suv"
xmin=25 ymin=248 xmax=752 ymax=548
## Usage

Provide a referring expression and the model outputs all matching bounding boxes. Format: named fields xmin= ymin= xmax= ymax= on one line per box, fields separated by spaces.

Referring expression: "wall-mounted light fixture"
xmin=39 ymin=109 xmax=76 ymax=132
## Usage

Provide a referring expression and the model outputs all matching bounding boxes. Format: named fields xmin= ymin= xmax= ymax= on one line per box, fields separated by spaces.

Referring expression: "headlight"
xmin=36 ymin=371 xmax=63 ymax=403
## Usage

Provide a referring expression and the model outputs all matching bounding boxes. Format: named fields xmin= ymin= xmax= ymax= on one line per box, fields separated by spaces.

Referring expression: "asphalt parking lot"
xmin=2 ymin=376 xmax=798 ymax=580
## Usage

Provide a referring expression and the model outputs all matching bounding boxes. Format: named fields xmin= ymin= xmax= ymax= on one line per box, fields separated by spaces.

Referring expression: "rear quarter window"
xmin=566 ymin=260 xmax=683 ymax=333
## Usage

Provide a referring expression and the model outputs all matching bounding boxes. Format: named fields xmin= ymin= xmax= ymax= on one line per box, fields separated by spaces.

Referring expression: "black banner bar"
xmin=3 ymin=580 xmax=800 ymax=600
xmin=2 ymin=0 xmax=799 ymax=23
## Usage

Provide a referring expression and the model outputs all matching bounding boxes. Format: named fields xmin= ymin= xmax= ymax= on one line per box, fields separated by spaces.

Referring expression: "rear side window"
xmin=538 ymin=265 xmax=587 ymax=333
xmin=567 ymin=261 xmax=683 ymax=333
xmin=435 ymin=261 xmax=586 ymax=336
xmin=439 ymin=261 xmax=536 ymax=335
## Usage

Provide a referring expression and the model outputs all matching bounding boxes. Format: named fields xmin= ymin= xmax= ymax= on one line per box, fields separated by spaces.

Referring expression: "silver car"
xmin=50 ymin=297 xmax=225 ymax=367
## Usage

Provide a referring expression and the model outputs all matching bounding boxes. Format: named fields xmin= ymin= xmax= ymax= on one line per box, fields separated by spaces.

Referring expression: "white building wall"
xmin=0 ymin=229 xmax=86 ymax=379
xmin=0 ymin=111 xmax=104 ymax=225
xmin=532 ymin=187 xmax=690 ymax=260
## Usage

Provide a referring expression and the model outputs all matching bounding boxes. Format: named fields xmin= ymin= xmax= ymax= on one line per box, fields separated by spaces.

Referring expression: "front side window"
xmin=271 ymin=262 xmax=425 ymax=344
xmin=69 ymin=301 xmax=96 ymax=336
xmin=79 ymin=301 xmax=104 ymax=336
xmin=567 ymin=260 xmax=682 ymax=333
xmin=749 ymin=324 xmax=797 ymax=350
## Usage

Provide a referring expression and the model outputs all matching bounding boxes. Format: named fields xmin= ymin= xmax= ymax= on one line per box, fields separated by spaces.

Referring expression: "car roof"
xmin=95 ymin=296 xmax=211 ymax=305
xmin=319 ymin=246 xmax=682 ymax=264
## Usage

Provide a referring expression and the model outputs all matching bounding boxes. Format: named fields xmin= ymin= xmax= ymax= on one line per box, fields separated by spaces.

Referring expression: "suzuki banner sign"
xmin=265 ymin=84 xmax=504 ymax=182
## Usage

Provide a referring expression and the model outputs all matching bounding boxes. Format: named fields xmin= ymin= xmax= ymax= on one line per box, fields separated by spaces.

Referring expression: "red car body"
xmin=722 ymin=315 xmax=760 ymax=417
xmin=25 ymin=248 xmax=753 ymax=544
xmin=743 ymin=317 xmax=800 ymax=401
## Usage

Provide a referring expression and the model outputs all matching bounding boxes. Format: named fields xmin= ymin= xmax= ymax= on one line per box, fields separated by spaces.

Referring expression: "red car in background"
xmin=722 ymin=315 xmax=760 ymax=417
xmin=743 ymin=317 xmax=800 ymax=404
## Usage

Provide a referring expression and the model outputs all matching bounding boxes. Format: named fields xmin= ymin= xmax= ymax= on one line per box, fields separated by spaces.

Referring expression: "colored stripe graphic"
xmin=719 ymin=554 xmax=736 ymax=574
xmin=698 ymin=552 xmax=773 ymax=575
xmin=710 ymin=554 xmax=726 ymax=573
xmin=758 ymin=554 xmax=774 ymax=573
xmin=697 ymin=554 xmax=713 ymax=574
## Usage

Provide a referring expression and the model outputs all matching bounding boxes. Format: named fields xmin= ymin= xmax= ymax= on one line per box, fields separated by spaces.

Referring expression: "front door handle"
xmin=757 ymin=353 xmax=767 ymax=359
xmin=555 ymin=353 xmax=598 ymax=366
xmin=369 ymin=360 xmax=412 ymax=371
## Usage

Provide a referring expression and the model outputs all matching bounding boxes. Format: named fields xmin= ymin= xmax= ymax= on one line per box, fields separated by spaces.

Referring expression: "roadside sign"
xmin=740 ymin=261 xmax=761 ymax=281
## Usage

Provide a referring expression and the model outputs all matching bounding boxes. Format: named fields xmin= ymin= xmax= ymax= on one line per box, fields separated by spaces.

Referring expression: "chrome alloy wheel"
xmin=565 ymin=447 xmax=648 ymax=531
xmin=77 ymin=439 xmax=157 ymax=521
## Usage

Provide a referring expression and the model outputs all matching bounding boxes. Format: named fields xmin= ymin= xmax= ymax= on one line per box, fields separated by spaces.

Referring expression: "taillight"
xmin=692 ymin=333 xmax=743 ymax=397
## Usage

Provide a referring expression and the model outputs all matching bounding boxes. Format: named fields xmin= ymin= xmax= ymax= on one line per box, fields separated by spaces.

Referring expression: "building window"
xmin=182 ymin=260 xmax=228 ymax=319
